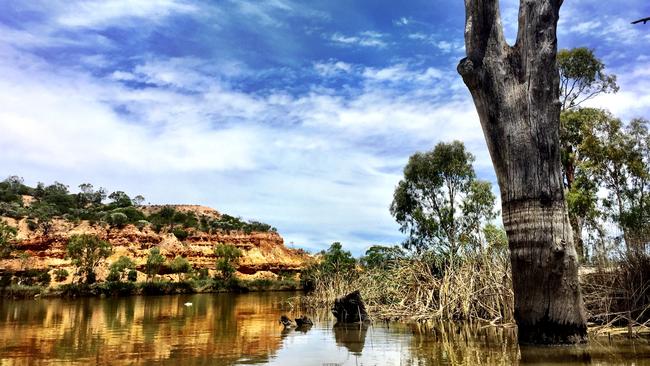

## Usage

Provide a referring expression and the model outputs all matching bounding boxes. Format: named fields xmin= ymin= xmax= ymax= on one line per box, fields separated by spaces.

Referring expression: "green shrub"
xmin=1 ymin=284 xmax=45 ymax=298
xmin=127 ymin=269 xmax=138 ymax=282
xmin=172 ymin=228 xmax=189 ymax=241
xmin=53 ymin=268 xmax=69 ymax=282
xmin=136 ymin=220 xmax=149 ymax=231
xmin=99 ymin=281 xmax=136 ymax=296
xmin=108 ymin=212 xmax=129 ymax=228
xmin=140 ymin=281 xmax=166 ymax=295
xmin=106 ymin=269 xmax=121 ymax=282
xmin=59 ymin=283 xmax=92 ymax=297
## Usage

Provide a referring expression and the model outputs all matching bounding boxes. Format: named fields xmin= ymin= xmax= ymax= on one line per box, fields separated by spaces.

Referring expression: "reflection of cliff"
xmin=0 ymin=293 xmax=291 ymax=365
xmin=0 ymin=205 xmax=309 ymax=284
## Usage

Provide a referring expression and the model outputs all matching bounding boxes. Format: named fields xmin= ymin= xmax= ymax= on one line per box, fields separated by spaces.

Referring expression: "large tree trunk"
xmin=458 ymin=0 xmax=587 ymax=344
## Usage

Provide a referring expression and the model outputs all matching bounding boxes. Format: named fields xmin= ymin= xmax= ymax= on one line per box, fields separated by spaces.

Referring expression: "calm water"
xmin=1 ymin=292 xmax=650 ymax=365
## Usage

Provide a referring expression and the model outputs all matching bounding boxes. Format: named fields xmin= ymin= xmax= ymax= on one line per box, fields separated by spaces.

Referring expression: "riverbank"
xmin=1 ymin=277 xmax=302 ymax=300
xmin=3 ymin=291 xmax=650 ymax=365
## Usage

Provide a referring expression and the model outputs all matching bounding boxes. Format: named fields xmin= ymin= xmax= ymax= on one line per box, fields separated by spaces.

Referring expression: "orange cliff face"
xmin=0 ymin=205 xmax=311 ymax=286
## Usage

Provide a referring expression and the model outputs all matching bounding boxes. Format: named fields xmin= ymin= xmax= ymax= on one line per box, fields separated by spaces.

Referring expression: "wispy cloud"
xmin=330 ymin=31 xmax=388 ymax=48
xmin=54 ymin=0 xmax=199 ymax=28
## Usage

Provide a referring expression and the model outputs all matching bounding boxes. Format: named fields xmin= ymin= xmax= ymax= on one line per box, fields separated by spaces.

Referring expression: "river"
xmin=1 ymin=292 xmax=650 ymax=365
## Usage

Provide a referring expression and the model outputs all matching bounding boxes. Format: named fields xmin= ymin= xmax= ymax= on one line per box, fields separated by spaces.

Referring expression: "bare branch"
xmin=632 ymin=17 xmax=650 ymax=24
xmin=462 ymin=0 xmax=507 ymax=61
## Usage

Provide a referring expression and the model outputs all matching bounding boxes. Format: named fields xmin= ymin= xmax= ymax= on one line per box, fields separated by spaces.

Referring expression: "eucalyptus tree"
xmin=390 ymin=141 xmax=496 ymax=258
xmin=458 ymin=0 xmax=587 ymax=344
xmin=66 ymin=234 xmax=113 ymax=284
xmin=0 ymin=221 xmax=16 ymax=259
xmin=557 ymin=48 xmax=618 ymax=111
xmin=557 ymin=49 xmax=618 ymax=259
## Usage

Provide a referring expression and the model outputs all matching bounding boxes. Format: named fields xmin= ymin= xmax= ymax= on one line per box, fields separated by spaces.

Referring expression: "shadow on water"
xmin=2 ymin=293 xmax=650 ymax=365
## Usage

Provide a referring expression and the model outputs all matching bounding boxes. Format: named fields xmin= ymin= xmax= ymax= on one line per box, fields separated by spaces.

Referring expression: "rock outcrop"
xmin=0 ymin=205 xmax=310 ymax=286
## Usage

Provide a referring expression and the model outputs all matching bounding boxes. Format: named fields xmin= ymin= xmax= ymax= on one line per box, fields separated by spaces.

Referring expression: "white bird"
xmin=184 ymin=302 xmax=193 ymax=307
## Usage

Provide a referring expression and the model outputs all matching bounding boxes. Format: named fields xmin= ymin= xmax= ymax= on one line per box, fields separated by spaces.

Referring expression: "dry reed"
xmin=293 ymin=250 xmax=515 ymax=325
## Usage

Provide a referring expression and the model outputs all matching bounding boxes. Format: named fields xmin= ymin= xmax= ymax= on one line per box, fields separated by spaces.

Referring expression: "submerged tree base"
xmin=517 ymin=316 xmax=588 ymax=345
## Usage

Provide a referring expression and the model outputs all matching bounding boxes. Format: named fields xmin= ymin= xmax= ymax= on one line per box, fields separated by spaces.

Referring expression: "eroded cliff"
xmin=0 ymin=205 xmax=309 ymax=287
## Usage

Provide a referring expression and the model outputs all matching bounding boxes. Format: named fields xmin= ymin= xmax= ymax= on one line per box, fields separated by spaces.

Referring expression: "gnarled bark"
xmin=458 ymin=0 xmax=587 ymax=344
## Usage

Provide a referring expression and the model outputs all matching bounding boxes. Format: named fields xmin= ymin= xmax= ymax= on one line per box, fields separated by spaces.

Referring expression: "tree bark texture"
xmin=458 ymin=0 xmax=587 ymax=344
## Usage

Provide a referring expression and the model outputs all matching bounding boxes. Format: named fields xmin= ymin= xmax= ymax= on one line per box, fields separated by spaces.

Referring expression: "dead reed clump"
xmin=582 ymin=252 xmax=650 ymax=335
xmin=296 ymin=250 xmax=515 ymax=325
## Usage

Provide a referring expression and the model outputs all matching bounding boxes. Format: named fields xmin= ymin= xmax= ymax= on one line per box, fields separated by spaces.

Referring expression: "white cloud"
xmin=361 ymin=64 xmax=445 ymax=84
xmin=55 ymin=0 xmax=199 ymax=28
xmin=314 ymin=61 xmax=353 ymax=76
xmin=407 ymin=32 xmax=464 ymax=53
xmin=0 ymin=45 xmax=492 ymax=253
xmin=330 ymin=31 xmax=388 ymax=48
xmin=394 ymin=17 xmax=410 ymax=26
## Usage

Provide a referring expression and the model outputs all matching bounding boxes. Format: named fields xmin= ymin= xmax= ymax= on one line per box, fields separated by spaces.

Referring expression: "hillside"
xmin=0 ymin=178 xmax=310 ymax=289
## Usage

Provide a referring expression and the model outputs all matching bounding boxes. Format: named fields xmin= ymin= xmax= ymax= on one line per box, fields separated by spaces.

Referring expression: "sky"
xmin=0 ymin=0 xmax=649 ymax=255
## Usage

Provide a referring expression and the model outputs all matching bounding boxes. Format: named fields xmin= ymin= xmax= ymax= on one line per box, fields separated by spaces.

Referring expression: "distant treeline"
xmin=0 ymin=176 xmax=276 ymax=235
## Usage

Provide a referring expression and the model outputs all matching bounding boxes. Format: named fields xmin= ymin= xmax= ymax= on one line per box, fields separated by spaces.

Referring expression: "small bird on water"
xmin=184 ymin=302 xmax=193 ymax=307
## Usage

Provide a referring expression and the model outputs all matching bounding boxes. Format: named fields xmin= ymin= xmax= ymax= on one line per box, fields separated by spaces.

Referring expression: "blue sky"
xmin=0 ymin=0 xmax=649 ymax=255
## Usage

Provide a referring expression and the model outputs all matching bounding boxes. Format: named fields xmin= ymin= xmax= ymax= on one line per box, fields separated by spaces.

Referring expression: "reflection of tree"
xmin=54 ymin=298 xmax=104 ymax=360
xmin=408 ymin=322 xmax=520 ymax=366
xmin=520 ymin=346 xmax=591 ymax=364
xmin=333 ymin=323 xmax=368 ymax=355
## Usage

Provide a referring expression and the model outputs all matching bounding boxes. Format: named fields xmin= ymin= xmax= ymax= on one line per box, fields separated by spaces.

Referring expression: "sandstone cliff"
xmin=0 ymin=205 xmax=310 ymax=286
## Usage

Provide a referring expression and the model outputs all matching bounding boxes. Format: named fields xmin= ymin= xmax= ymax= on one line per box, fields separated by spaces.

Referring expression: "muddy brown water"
xmin=1 ymin=292 xmax=649 ymax=365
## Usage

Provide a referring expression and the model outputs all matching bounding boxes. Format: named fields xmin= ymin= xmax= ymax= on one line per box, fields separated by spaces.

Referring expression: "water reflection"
xmin=1 ymin=293 xmax=650 ymax=365
xmin=333 ymin=322 xmax=368 ymax=355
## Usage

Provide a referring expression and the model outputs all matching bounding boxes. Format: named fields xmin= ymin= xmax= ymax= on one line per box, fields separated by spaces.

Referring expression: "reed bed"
xmin=294 ymin=250 xmax=650 ymax=333
xmin=293 ymin=250 xmax=515 ymax=325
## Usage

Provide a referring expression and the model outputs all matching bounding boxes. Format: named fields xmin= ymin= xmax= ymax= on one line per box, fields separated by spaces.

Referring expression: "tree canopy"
xmin=558 ymin=47 xmax=618 ymax=111
xmin=66 ymin=234 xmax=113 ymax=284
xmin=390 ymin=141 xmax=496 ymax=256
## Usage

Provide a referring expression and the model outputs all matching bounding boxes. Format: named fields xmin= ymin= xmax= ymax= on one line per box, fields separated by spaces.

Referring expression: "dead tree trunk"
xmin=458 ymin=0 xmax=587 ymax=344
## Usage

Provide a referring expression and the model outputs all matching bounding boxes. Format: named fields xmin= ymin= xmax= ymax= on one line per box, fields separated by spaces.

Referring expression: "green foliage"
xmin=76 ymin=183 xmax=106 ymax=208
xmin=483 ymin=224 xmax=508 ymax=252
xmin=172 ymin=228 xmax=189 ymax=241
xmin=320 ymin=242 xmax=356 ymax=273
xmin=17 ymin=269 xmax=51 ymax=286
xmin=302 ymin=242 xmax=356 ymax=291
xmin=136 ymin=220 xmax=150 ymax=231
xmin=561 ymin=108 xmax=650 ymax=256
xmin=390 ymin=141 xmax=496 ymax=256
xmin=108 ymin=191 xmax=132 ymax=208
xmin=170 ymin=256 xmax=191 ymax=282
xmin=0 ymin=221 xmax=17 ymax=258
xmin=53 ymin=268 xmax=69 ymax=282
xmin=214 ymin=244 xmax=242 ymax=280
xmin=558 ymin=47 xmax=618 ymax=110
xmin=98 ymin=280 xmax=136 ymax=296
xmin=0 ymin=178 xmax=275 ymax=245
xmin=109 ymin=256 xmax=136 ymax=282
xmin=66 ymin=234 xmax=113 ymax=284
xmin=361 ymin=245 xmax=405 ymax=269
xmin=30 ymin=202 xmax=56 ymax=234
xmin=127 ymin=269 xmax=138 ymax=282
xmin=146 ymin=247 xmax=165 ymax=281
xmin=107 ymin=212 xmax=129 ymax=228
xmin=0 ymin=176 xmax=31 ymax=204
